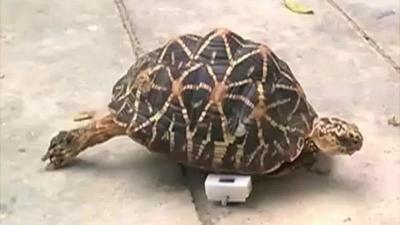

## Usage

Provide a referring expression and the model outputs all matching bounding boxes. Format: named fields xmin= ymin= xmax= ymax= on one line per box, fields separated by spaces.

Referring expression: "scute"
xmin=108 ymin=28 xmax=318 ymax=174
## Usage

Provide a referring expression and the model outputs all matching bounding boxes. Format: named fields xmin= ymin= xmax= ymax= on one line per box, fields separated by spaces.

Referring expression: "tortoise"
xmin=42 ymin=28 xmax=363 ymax=175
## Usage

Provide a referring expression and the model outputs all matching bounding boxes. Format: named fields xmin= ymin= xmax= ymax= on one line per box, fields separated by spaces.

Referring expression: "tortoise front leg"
xmin=307 ymin=154 xmax=332 ymax=175
xmin=301 ymin=152 xmax=332 ymax=175
xmin=285 ymin=151 xmax=331 ymax=175
xmin=42 ymin=114 xmax=126 ymax=169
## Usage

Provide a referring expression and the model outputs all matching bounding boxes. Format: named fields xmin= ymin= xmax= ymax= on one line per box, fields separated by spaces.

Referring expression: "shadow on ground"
xmin=39 ymin=148 xmax=361 ymax=207
xmin=177 ymin=157 xmax=364 ymax=225
xmin=21 ymin=134 xmax=382 ymax=225
xmin=39 ymin=144 xmax=190 ymax=193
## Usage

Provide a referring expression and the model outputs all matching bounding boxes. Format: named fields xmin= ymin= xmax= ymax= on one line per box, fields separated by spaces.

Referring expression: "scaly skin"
xmin=42 ymin=114 xmax=125 ymax=169
xmin=42 ymin=28 xmax=364 ymax=175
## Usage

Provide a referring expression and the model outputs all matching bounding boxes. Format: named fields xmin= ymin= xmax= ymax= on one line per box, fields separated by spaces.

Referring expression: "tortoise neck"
xmin=304 ymin=137 xmax=320 ymax=153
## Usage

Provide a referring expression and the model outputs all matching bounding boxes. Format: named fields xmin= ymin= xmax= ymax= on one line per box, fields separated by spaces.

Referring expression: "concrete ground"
xmin=1 ymin=0 xmax=399 ymax=225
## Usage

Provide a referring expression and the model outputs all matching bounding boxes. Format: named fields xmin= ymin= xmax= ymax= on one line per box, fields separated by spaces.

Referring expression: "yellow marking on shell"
xmin=177 ymin=96 xmax=194 ymax=160
xmin=245 ymin=146 xmax=261 ymax=167
xmin=261 ymin=51 xmax=268 ymax=83
xmin=266 ymin=98 xmax=291 ymax=109
xmin=186 ymin=127 xmax=194 ymax=161
xmin=115 ymin=73 xmax=140 ymax=102
xmin=195 ymin=102 xmax=212 ymax=132
xmin=297 ymin=137 xmax=304 ymax=152
xmin=233 ymin=49 xmax=261 ymax=66
xmin=192 ymin=100 xmax=203 ymax=109
xmin=211 ymin=51 xmax=217 ymax=65
xmin=257 ymin=82 xmax=265 ymax=100
xmin=301 ymin=113 xmax=311 ymax=131
xmin=259 ymin=145 xmax=268 ymax=169
xmin=182 ymin=63 xmax=203 ymax=80
xmin=112 ymin=83 xmax=125 ymax=101
xmin=288 ymin=95 xmax=301 ymax=121
xmin=176 ymin=38 xmax=193 ymax=57
xmin=158 ymin=41 xmax=172 ymax=63
xmin=130 ymin=88 xmax=142 ymax=123
xmin=211 ymin=104 xmax=234 ymax=166
xmin=245 ymin=120 xmax=265 ymax=167
xmin=178 ymin=96 xmax=190 ymax=124
xmin=274 ymin=83 xmax=305 ymax=121
xmin=246 ymin=66 xmax=255 ymax=78
xmin=115 ymin=100 xmax=128 ymax=116
xmin=125 ymin=96 xmax=136 ymax=112
xmin=226 ymin=94 xmax=254 ymax=108
xmin=212 ymin=141 xmax=230 ymax=167
xmin=113 ymin=117 xmax=128 ymax=128
xmin=230 ymin=35 xmax=258 ymax=48
xmin=150 ymin=64 xmax=164 ymax=73
xmin=275 ymin=83 xmax=298 ymax=92
xmin=182 ymin=83 xmax=213 ymax=93
xmin=127 ymin=107 xmax=133 ymax=114
xmin=205 ymin=65 xmax=218 ymax=82
xmin=234 ymin=135 xmax=247 ymax=169
xmin=145 ymin=99 xmax=153 ymax=114
xmin=195 ymin=123 xmax=213 ymax=161
xmin=185 ymin=34 xmax=201 ymax=41
xmin=114 ymin=84 xmax=124 ymax=91
xmin=234 ymin=129 xmax=251 ymax=169
xmin=222 ymin=34 xmax=234 ymax=65
xmin=269 ymin=55 xmax=294 ymax=82
xmin=274 ymin=140 xmax=286 ymax=155
xmin=151 ymin=83 xmax=168 ymax=91
xmin=171 ymin=51 xmax=175 ymax=65
xmin=149 ymin=115 xmax=159 ymax=145
xmin=264 ymin=114 xmax=291 ymax=146
xmin=222 ymin=65 xmax=234 ymax=84
xmin=133 ymin=95 xmax=173 ymax=132
xmin=177 ymin=61 xmax=184 ymax=69
xmin=168 ymin=114 xmax=176 ymax=152
xmin=194 ymin=32 xmax=219 ymax=60
xmin=227 ymin=78 xmax=253 ymax=88
xmin=249 ymin=83 xmax=267 ymax=121
xmin=264 ymin=162 xmax=284 ymax=174
xmin=166 ymin=67 xmax=174 ymax=81
xmin=231 ymin=35 xmax=244 ymax=47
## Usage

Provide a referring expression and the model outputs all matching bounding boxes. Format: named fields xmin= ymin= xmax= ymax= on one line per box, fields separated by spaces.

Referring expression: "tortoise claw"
xmin=41 ymin=152 xmax=50 ymax=161
xmin=42 ymin=130 xmax=82 ymax=170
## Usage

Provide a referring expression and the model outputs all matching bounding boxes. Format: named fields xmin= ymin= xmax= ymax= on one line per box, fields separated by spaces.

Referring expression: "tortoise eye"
xmin=353 ymin=135 xmax=362 ymax=144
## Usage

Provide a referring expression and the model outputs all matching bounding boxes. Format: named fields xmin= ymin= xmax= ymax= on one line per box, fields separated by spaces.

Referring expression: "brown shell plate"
xmin=108 ymin=28 xmax=317 ymax=174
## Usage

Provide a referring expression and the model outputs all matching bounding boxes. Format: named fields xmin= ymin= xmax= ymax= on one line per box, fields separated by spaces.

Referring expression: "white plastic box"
xmin=204 ymin=174 xmax=252 ymax=205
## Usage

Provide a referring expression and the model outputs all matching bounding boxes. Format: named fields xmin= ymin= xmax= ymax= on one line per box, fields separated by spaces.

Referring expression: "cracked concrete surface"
xmin=1 ymin=0 xmax=399 ymax=225
xmin=328 ymin=0 xmax=400 ymax=66
xmin=1 ymin=1 xmax=200 ymax=225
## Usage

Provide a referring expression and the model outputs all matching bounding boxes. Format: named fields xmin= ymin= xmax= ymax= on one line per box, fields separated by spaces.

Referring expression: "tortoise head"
xmin=310 ymin=117 xmax=363 ymax=156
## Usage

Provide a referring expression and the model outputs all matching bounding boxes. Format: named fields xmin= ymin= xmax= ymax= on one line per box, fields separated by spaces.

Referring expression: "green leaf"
xmin=284 ymin=0 xmax=314 ymax=14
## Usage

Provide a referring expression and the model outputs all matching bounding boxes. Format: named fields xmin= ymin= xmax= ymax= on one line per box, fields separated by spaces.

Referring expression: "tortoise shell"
xmin=108 ymin=28 xmax=318 ymax=174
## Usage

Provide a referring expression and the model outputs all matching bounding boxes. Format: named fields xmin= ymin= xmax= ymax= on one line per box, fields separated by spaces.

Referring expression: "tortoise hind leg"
xmin=42 ymin=114 xmax=126 ymax=169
